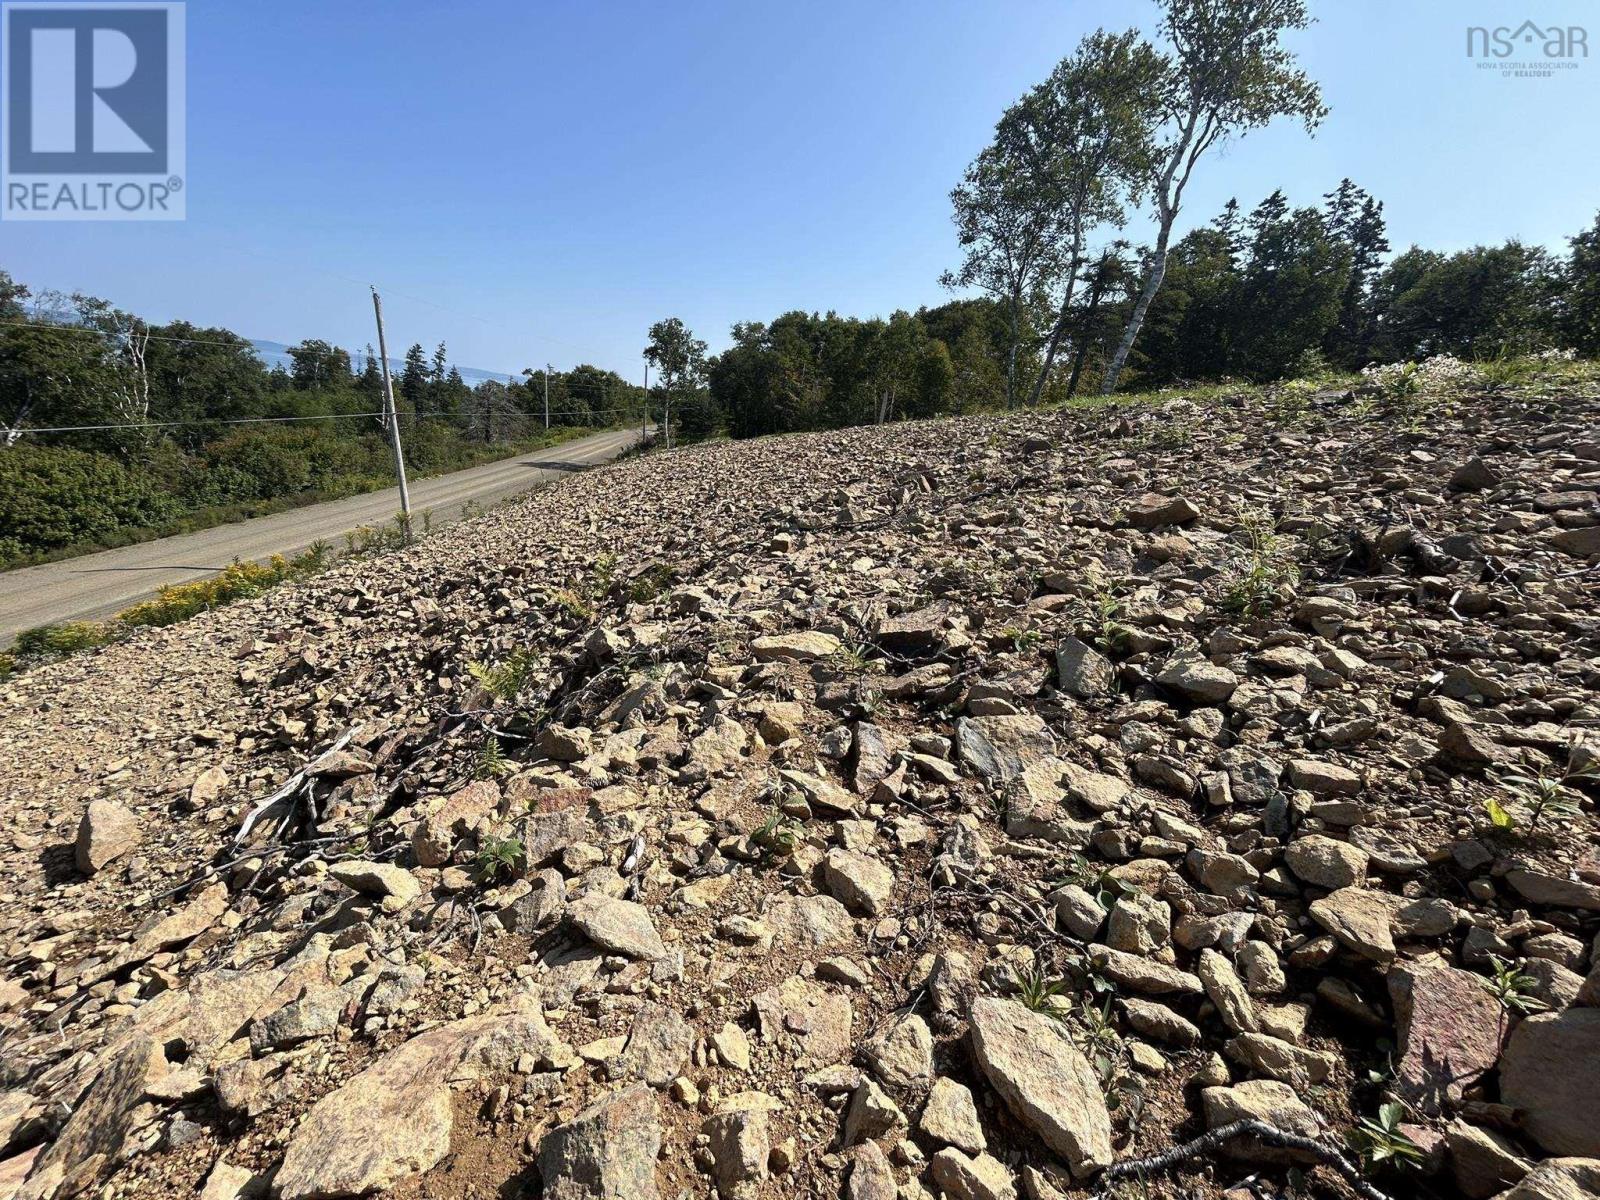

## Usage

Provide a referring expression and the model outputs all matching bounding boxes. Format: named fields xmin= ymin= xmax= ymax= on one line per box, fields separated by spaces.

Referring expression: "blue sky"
xmin=2 ymin=0 xmax=1597 ymax=378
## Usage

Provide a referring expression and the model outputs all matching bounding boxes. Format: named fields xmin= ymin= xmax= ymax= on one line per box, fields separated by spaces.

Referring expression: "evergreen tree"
xmin=1235 ymin=195 xmax=1349 ymax=379
xmin=357 ymin=343 xmax=382 ymax=399
xmin=399 ymin=343 xmax=429 ymax=411
xmin=1322 ymin=180 xmax=1390 ymax=365
xmin=1563 ymin=211 xmax=1600 ymax=355
xmin=1213 ymin=199 xmax=1245 ymax=264
xmin=1372 ymin=242 xmax=1558 ymax=360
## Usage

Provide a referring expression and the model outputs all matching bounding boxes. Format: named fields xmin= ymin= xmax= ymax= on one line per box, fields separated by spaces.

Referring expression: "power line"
xmin=0 ymin=320 xmax=645 ymax=390
xmin=7 ymin=407 xmax=641 ymax=437
xmin=10 ymin=411 xmax=388 ymax=435
xmin=0 ymin=319 xmax=265 ymax=351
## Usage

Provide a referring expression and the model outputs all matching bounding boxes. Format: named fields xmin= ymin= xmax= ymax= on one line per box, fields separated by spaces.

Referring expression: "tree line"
xmin=642 ymin=0 xmax=1599 ymax=442
xmin=0 ymin=273 xmax=644 ymax=566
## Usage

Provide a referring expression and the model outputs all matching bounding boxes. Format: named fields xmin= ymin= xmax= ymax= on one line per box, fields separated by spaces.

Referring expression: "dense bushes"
xmin=0 ymin=422 xmax=597 ymax=568
xmin=0 ymin=270 xmax=646 ymax=568
xmin=0 ymin=444 xmax=183 ymax=563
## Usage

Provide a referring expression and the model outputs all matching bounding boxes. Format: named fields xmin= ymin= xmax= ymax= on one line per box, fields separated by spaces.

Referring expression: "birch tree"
xmin=1009 ymin=30 xmax=1165 ymax=407
xmin=945 ymin=30 xmax=1163 ymax=408
xmin=1099 ymin=0 xmax=1325 ymax=395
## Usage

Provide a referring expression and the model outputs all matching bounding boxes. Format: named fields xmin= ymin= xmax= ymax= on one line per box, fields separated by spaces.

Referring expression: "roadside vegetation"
xmin=0 ymin=270 xmax=644 ymax=569
xmin=0 ymin=422 xmax=604 ymax=570
xmin=1 ymin=547 xmax=331 ymax=680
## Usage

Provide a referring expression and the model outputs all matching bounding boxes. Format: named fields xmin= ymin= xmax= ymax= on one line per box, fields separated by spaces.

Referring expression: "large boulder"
xmin=1387 ymin=958 xmax=1507 ymax=1115
xmin=275 ymin=997 xmax=567 ymax=1199
xmin=968 ymin=997 xmax=1112 ymax=1177
xmin=537 ymin=1085 xmax=661 ymax=1200
xmin=1499 ymin=1009 xmax=1600 ymax=1156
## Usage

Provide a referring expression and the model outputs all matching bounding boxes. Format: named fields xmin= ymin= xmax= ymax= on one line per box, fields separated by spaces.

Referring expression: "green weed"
xmin=1480 ymin=954 xmax=1547 ymax=1017
xmin=467 ymin=650 xmax=539 ymax=703
xmin=1348 ymin=1102 xmax=1425 ymax=1174
xmin=475 ymin=835 xmax=526 ymax=885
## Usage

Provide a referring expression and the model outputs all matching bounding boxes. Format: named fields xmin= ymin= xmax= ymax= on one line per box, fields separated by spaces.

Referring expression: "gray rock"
xmin=249 ymin=982 xmax=348 ymax=1051
xmin=538 ymin=1084 xmax=661 ymax=1200
xmin=1056 ymin=637 xmax=1113 ymax=698
xmin=752 ymin=976 xmax=853 ymax=1069
xmin=1054 ymin=885 xmax=1106 ymax=940
xmin=955 ymin=715 xmax=1057 ymax=782
xmin=751 ymin=631 xmax=841 ymax=662
xmin=1126 ymin=493 xmax=1200 ymax=528
xmin=1089 ymin=946 xmax=1202 ymax=996
xmin=1308 ymin=887 xmax=1398 ymax=963
xmin=1224 ymin=1033 xmax=1338 ymax=1085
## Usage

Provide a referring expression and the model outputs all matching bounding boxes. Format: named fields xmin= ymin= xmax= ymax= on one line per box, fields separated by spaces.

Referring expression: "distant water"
xmin=249 ymin=340 xmax=517 ymax=385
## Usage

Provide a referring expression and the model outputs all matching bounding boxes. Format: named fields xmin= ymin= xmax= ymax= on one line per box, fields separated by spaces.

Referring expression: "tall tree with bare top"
xmin=1098 ymin=0 xmax=1326 ymax=395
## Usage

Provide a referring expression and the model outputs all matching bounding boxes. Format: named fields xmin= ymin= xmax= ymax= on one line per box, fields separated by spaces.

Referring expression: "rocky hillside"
xmin=2 ymin=365 xmax=1599 ymax=1200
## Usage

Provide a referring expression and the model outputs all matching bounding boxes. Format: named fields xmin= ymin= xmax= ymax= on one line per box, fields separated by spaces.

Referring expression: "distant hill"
xmin=250 ymin=340 xmax=518 ymax=385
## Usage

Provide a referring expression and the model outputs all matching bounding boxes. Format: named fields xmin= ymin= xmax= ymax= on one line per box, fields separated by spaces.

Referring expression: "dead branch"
xmin=1096 ymin=1119 xmax=1392 ymax=1200
xmin=233 ymin=724 xmax=362 ymax=848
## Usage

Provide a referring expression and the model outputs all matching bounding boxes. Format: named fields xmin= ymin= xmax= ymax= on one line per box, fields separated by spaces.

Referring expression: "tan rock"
xmin=276 ymin=998 xmax=567 ymax=1199
xmin=968 ymin=997 xmax=1112 ymax=1177
xmin=1499 ymin=1009 xmax=1600 ymax=1156
xmin=75 ymin=799 xmax=141 ymax=875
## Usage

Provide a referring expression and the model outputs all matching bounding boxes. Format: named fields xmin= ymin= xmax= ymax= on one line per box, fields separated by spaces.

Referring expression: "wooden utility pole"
xmin=641 ymin=363 xmax=649 ymax=443
xmin=369 ymin=288 xmax=412 ymax=531
xmin=543 ymin=364 xmax=551 ymax=431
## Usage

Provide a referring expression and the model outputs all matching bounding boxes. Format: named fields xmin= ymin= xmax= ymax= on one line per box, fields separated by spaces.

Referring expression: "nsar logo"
xmin=2 ymin=2 xmax=185 ymax=221
xmin=1466 ymin=19 xmax=1588 ymax=79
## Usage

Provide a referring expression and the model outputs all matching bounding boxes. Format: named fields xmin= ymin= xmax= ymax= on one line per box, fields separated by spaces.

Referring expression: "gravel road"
xmin=0 ymin=426 xmax=646 ymax=644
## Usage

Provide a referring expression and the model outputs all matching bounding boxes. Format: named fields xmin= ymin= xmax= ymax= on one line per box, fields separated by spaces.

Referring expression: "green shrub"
xmin=13 ymin=621 xmax=112 ymax=657
xmin=0 ymin=445 xmax=183 ymax=561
